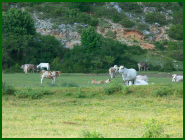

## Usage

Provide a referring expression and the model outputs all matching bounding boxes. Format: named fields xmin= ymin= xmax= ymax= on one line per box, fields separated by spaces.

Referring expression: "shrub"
xmin=104 ymin=82 xmax=122 ymax=95
xmin=105 ymin=29 xmax=116 ymax=38
xmin=39 ymin=88 xmax=53 ymax=95
xmin=112 ymin=15 xmax=121 ymax=23
xmin=15 ymin=87 xmax=53 ymax=99
xmin=163 ymin=59 xmax=174 ymax=72
xmin=2 ymin=82 xmax=16 ymax=95
xmin=153 ymin=41 xmax=165 ymax=51
xmin=82 ymin=130 xmax=104 ymax=138
xmin=75 ymin=88 xmax=86 ymax=98
xmin=122 ymin=86 xmax=130 ymax=94
xmin=151 ymin=87 xmax=171 ymax=97
xmin=61 ymin=81 xmax=79 ymax=87
xmin=119 ymin=17 xmax=135 ymax=28
xmin=52 ymin=24 xmax=58 ymax=29
xmin=168 ymin=24 xmax=183 ymax=40
xmin=15 ymin=88 xmax=41 ymax=99
xmin=118 ymin=2 xmax=142 ymax=13
xmin=145 ymin=13 xmax=166 ymax=25
xmin=168 ymin=50 xmax=183 ymax=61
xmin=137 ymin=23 xmax=149 ymax=31
xmin=141 ymin=117 xmax=164 ymax=138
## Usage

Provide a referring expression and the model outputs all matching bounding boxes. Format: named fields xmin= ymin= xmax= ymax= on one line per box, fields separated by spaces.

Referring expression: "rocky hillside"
xmin=24 ymin=2 xmax=178 ymax=49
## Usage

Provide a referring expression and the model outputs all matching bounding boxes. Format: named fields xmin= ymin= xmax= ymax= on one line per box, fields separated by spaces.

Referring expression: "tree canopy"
xmin=2 ymin=8 xmax=36 ymax=36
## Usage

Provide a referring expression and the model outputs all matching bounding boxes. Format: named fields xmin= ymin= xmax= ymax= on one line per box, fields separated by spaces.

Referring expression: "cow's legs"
xmin=41 ymin=78 xmax=43 ymax=84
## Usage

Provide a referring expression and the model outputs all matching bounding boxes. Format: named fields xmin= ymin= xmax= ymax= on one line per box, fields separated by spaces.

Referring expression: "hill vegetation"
xmin=2 ymin=2 xmax=183 ymax=73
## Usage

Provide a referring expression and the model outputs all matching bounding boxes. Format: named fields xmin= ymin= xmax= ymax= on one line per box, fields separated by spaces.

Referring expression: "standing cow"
xmin=109 ymin=65 xmax=119 ymax=78
xmin=21 ymin=64 xmax=37 ymax=75
xmin=138 ymin=62 xmax=149 ymax=71
xmin=41 ymin=70 xmax=61 ymax=84
xmin=37 ymin=63 xmax=50 ymax=71
xmin=119 ymin=65 xmax=137 ymax=85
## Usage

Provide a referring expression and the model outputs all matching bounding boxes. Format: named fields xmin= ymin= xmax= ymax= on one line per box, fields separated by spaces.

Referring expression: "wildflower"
xmin=83 ymin=126 xmax=85 ymax=128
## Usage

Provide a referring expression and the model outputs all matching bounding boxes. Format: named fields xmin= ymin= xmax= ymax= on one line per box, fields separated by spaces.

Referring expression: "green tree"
xmin=119 ymin=17 xmax=135 ymax=28
xmin=163 ymin=59 xmax=174 ymax=72
xmin=2 ymin=8 xmax=36 ymax=35
xmin=172 ymin=9 xmax=183 ymax=25
xmin=81 ymin=26 xmax=101 ymax=53
xmin=168 ymin=24 xmax=183 ymax=40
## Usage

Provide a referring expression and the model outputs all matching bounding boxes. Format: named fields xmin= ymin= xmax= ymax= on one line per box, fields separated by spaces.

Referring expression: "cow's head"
xmin=56 ymin=71 xmax=61 ymax=76
xmin=172 ymin=74 xmax=177 ymax=81
xmin=119 ymin=66 xmax=124 ymax=70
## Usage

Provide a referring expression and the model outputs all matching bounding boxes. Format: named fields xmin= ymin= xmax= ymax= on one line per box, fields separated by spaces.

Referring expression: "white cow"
xmin=172 ymin=74 xmax=183 ymax=82
xmin=109 ymin=65 xmax=119 ymax=78
xmin=119 ymin=65 xmax=137 ymax=85
xmin=136 ymin=75 xmax=148 ymax=82
xmin=134 ymin=80 xmax=148 ymax=85
xmin=37 ymin=63 xmax=50 ymax=70
xmin=41 ymin=70 xmax=61 ymax=84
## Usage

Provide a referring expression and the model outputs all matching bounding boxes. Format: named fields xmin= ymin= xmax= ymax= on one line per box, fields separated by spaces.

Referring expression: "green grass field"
xmin=2 ymin=72 xmax=183 ymax=138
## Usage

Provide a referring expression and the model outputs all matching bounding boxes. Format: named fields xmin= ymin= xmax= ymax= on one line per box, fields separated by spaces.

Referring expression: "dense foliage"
xmin=2 ymin=2 xmax=183 ymax=73
xmin=145 ymin=13 xmax=166 ymax=25
xmin=168 ymin=24 xmax=183 ymax=40
xmin=2 ymin=8 xmax=36 ymax=36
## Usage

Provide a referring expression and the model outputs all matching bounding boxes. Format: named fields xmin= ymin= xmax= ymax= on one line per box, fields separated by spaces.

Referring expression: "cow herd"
xmin=20 ymin=62 xmax=183 ymax=85
xmin=108 ymin=63 xmax=183 ymax=86
xmin=21 ymin=63 xmax=61 ymax=84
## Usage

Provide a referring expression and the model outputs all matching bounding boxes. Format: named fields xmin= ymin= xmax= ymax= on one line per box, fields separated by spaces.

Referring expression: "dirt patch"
xmin=122 ymin=29 xmax=144 ymax=42
xmin=62 ymin=122 xmax=78 ymax=125
xmin=140 ymin=43 xmax=155 ymax=49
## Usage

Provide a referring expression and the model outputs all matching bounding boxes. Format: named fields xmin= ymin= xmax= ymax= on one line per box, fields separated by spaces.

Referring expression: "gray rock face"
xmin=143 ymin=30 xmax=152 ymax=36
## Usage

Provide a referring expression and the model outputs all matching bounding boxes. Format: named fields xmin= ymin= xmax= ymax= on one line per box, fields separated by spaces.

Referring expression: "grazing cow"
xmin=172 ymin=74 xmax=183 ymax=82
xmin=119 ymin=65 xmax=137 ymax=85
xmin=105 ymin=79 xmax=111 ymax=84
xmin=41 ymin=70 xmax=61 ymax=84
xmin=109 ymin=65 xmax=119 ymax=78
xmin=138 ymin=62 xmax=149 ymax=71
xmin=136 ymin=75 xmax=148 ymax=82
xmin=37 ymin=63 xmax=50 ymax=70
xmin=21 ymin=64 xmax=37 ymax=75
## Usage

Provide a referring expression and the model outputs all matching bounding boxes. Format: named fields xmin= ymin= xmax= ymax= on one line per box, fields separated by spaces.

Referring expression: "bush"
xmin=112 ymin=15 xmax=122 ymax=23
xmin=163 ymin=59 xmax=174 ymax=72
xmin=153 ymin=41 xmax=165 ymax=51
xmin=75 ymin=88 xmax=86 ymax=98
xmin=151 ymin=87 xmax=171 ymax=97
xmin=82 ymin=130 xmax=104 ymax=138
xmin=61 ymin=81 xmax=79 ymax=87
xmin=104 ymin=82 xmax=122 ymax=95
xmin=141 ymin=117 xmax=165 ymax=138
xmin=15 ymin=87 xmax=53 ymax=99
xmin=118 ymin=2 xmax=142 ymax=13
xmin=168 ymin=24 xmax=183 ymax=40
xmin=2 ymin=82 xmax=16 ymax=95
xmin=119 ymin=17 xmax=135 ymax=28
xmin=145 ymin=13 xmax=166 ymax=25
xmin=136 ymin=23 xmax=149 ymax=32
xmin=105 ymin=29 xmax=116 ymax=38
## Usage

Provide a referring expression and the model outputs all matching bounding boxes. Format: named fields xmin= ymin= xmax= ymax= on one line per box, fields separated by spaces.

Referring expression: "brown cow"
xmin=41 ymin=70 xmax=61 ymax=84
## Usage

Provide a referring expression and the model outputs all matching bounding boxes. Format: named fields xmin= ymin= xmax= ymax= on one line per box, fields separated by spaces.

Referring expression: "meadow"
xmin=2 ymin=71 xmax=183 ymax=138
